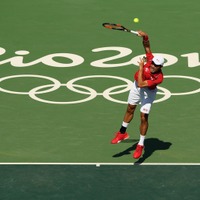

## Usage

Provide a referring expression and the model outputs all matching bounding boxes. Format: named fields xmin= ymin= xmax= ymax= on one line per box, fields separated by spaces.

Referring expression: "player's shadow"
xmin=112 ymin=138 xmax=172 ymax=164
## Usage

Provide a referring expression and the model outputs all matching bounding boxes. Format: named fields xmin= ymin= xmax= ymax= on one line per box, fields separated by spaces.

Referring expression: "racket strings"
xmin=103 ymin=23 xmax=124 ymax=30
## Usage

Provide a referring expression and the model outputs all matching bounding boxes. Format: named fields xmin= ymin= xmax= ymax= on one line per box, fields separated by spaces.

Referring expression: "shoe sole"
xmin=133 ymin=155 xmax=141 ymax=159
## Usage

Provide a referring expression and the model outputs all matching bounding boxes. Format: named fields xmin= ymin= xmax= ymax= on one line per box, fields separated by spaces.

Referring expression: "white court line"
xmin=0 ymin=163 xmax=199 ymax=166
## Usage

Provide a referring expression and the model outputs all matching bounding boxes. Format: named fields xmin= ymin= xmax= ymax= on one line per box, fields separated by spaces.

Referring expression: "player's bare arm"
xmin=137 ymin=30 xmax=151 ymax=54
xmin=137 ymin=58 xmax=148 ymax=88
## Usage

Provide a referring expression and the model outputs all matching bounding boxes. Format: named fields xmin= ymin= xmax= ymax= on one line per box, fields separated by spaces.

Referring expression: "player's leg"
xmin=140 ymin=112 xmax=149 ymax=137
xmin=111 ymin=81 xmax=139 ymax=144
xmin=133 ymin=88 xmax=156 ymax=159
xmin=111 ymin=104 xmax=137 ymax=144
xmin=120 ymin=103 xmax=137 ymax=132
xmin=133 ymin=112 xmax=149 ymax=159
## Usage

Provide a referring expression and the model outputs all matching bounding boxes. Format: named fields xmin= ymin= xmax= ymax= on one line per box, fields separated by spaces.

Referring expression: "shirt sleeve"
xmin=146 ymin=52 xmax=154 ymax=64
xmin=147 ymin=73 xmax=164 ymax=87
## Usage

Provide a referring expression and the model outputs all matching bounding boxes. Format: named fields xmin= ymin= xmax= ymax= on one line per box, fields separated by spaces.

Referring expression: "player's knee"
xmin=140 ymin=113 xmax=149 ymax=123
xmin=127 ymin=104 xmax=136 ymax=114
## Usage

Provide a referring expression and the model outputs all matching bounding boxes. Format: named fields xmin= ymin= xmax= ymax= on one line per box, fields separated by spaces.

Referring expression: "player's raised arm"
xmin=137 ymin=30 xmax=151 ymax=54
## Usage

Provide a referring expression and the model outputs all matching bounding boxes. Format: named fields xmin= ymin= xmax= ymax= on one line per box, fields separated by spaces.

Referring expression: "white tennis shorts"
xmin=127 ymin=81 xmax=157 ymax=114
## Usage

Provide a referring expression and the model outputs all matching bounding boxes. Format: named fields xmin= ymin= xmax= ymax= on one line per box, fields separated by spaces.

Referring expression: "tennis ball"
xmin=133 ymin=18 xmax=139 ymax=23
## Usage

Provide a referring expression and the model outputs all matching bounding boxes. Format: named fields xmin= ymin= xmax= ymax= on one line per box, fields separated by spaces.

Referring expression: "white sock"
xmin=138 ymin=135 xmax=145 ymax=146
xmin=122 ymin=121 xmax=129 ymax=127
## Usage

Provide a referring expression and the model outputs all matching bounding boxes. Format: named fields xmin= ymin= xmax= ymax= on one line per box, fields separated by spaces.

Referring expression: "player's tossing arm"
xmin=137 ymin=58 xmax=149 ymax=88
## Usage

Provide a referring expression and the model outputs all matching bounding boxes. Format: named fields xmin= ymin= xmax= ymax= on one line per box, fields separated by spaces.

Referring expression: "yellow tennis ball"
xmin=133 ymin=18 xmax=139 ymax=23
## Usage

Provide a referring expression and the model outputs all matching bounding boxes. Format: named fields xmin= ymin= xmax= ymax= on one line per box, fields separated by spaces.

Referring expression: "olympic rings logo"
xmin=0 ymin=74 xmax=199 ymax=105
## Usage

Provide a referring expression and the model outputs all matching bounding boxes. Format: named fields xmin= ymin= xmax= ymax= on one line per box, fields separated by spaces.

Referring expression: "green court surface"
xmin=0 ymin=0 xmax=199 ymax=199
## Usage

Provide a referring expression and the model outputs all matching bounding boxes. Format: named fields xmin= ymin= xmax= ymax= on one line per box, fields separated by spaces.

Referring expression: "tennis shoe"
xmin=133 ymin=144 xmax=144 ymax=159
xmin=111 ymin=132 xmax=129 ymax=144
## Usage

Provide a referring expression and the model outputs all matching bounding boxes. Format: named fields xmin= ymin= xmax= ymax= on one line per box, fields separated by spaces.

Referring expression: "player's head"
xmin=150 ymin=55 xmax=164 ymax=73
xmin=152 ymin=55 xmax=164 ymax=67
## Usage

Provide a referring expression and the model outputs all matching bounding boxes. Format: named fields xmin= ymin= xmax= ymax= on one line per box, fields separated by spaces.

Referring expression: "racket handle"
xmin=130 ymin=30 xmax=139 ymax=36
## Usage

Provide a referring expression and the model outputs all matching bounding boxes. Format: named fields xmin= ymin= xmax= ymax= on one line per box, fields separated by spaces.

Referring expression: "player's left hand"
xmin=138 ymin=58 xmax=144 ymax=70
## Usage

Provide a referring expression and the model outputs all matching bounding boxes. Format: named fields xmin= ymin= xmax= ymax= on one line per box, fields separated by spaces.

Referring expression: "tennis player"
xmin=111 ymin=30 xmax=165 ymax=159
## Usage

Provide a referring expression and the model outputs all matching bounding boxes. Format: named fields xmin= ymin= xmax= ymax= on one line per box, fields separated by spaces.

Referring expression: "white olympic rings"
xmin=0 ymin=74 xmax=60 ymax=95
xmin=0 ymin=74 xmax=199 ymax=105
xmin=163 ymin=75 xmax=200 ymax=95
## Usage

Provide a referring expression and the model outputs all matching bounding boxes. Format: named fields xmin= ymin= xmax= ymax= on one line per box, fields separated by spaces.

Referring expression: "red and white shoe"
xmin=111 ymin=132 xmax=129 ymax=144
xmin=133 ymin=144 xmax=144 ymax=159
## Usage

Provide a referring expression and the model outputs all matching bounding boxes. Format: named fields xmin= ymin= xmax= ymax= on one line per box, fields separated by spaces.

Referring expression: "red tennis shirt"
xmin=134 ymin=52 xmax=164 ymax=90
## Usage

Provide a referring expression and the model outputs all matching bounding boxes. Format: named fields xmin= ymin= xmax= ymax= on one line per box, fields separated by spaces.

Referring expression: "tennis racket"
xmin=102 ymin=23 xmax=139 ymax=36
